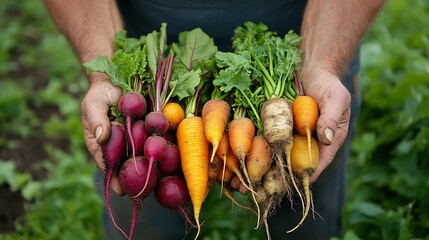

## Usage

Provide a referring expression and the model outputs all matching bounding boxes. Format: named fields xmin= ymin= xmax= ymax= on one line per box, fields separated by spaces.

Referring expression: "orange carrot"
xmin=176 ymin=116 xmax=209 ymax=239
xmin=217 ymin=166 xmax=234 ymax=184
xmin=228 ymin=117 xmax=260 ymax=222
xmin=228 ymin=117 xmax=255 ymax=162
xmin=208 ymin=154 xmax=223 ymax=190
xmin=246 ymin=135 xmax=273 ymax=186
xmin=288 ymin=134 xmax=319 ymax=233
xmin=162 ymin=102 xmax=185 ymax=130
xmin=202 ymin=99 xmax=231 ymax=163
xmin=215 ymin=132 xmax=229 ymax=195
xmin=292 ymin=95 xmax=319 ymax=162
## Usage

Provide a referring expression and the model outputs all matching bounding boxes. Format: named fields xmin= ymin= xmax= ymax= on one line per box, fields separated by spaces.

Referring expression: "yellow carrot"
xmin=176 ymin=116 xmax=209 ymax=239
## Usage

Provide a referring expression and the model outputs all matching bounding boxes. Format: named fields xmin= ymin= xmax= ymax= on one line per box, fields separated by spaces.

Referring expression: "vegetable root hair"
xmin=261 ymin=98 xmax=294 ymax=201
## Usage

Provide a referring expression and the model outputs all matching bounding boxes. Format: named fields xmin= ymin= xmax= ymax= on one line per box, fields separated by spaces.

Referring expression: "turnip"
xmin=127 ymin=119 xmax=149 ymax=157
xmin=155 ymin=175 xmax=195 ymax=227
xmin=261 ymin=98 xmax=294 ymax=199
xmin=118 ymin=156 xmax=158 ymax=240
xmin=158 ymin=142 xmax=181 ymax=176
xmin=257 ymin=164 xmax=289 ymax=240
xmin=101 ymin=121 xmax=127 ymax=239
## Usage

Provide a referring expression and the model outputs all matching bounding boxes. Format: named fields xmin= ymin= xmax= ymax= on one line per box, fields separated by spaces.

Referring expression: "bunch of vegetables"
xmin=83 ymin=22 xmax=320 ymax=240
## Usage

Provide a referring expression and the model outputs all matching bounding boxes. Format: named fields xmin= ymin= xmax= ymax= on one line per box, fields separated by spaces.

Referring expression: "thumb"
xmin=82 ymin=98 xmax=113 ymax=145
xmin=315 ymin=90 xmax=351 ymax=146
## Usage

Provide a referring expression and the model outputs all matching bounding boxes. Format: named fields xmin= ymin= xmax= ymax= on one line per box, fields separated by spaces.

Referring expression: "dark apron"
xmin=117 ymin=0 xmax=306 ymax=51
xmin=100 ymin=1 xmax=361 ymax=239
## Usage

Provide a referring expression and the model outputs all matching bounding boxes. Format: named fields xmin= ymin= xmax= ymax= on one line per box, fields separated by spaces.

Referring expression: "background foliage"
xmin=0 ymin=0 xmax=428 ymax=239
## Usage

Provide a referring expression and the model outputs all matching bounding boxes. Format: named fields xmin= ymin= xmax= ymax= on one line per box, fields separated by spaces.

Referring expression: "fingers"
xmin=311 ymin=106 xmax=351 ymax=183
xmin=111 ymin=175 xmax=125 ymax=196
xmin=316 ymin=86 xmax=351 ymax=146
xmin=81 ymin=77 xmax=123 ymax=194
xmin=230 ymin=176 xmax=250 ymax=195
xmin=81 ymin=80 xmax=122 ymax=145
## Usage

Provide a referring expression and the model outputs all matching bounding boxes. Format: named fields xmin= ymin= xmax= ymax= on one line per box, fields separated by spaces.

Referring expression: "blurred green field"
xmin=0 ymin=0 xmax=428 ymax=239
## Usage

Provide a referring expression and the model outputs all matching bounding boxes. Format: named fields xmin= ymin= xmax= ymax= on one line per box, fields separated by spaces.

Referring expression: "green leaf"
xmin=146 ymin=23 xmax=167 ymax=82
xmin=170 ymin=68 xmax=201 ymax=101
xmin=174 ymin=27 xmax=218 ymax=70
xmin=82 ymin=56 xmax=131 ymax=92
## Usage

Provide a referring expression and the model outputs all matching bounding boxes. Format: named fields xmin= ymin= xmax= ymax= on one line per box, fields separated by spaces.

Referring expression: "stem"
xmin=155 ymin=58 xmax=167 ymax=111
xmin=252 ymin=53 xmax=276 ymax=95
xmin=161 ymin=54 xmax=175 ymax=107
xmin=294 ymin=70 xmax=305 ymax=96
xmin=238 ymin=88 xmax=261 ymax=125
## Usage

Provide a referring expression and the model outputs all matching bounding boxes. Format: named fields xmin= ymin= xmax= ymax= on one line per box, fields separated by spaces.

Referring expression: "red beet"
xmin=136 ymin=136 xmax=167 ymax=196
xmin=118 ymin=156 xmax=158 ymax=240
xmin=155 ymin=175 xmax=194 ymax=227
xmin=158 ymin=143 xmax=181 ymax=176
xmin=101 ymin=122 xmax=127 ymax=239
xmin=144 ymin=111 xmax=169 ymax=136
xmin=127 ymin=120 xmax=149 ymax=157
xmin=118 ymin=92 xmax=147 ymax=171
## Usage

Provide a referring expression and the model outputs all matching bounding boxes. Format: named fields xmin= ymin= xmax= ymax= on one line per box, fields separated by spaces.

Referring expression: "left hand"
xmin=301 ymin=67 xmax=351 ymax=183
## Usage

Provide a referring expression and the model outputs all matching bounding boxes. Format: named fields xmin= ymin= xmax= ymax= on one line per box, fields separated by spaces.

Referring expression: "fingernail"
xmin=324 ymin=128 xmax=333 ymax=144
xmin=95 ymin=126 xmax=103 ymax=141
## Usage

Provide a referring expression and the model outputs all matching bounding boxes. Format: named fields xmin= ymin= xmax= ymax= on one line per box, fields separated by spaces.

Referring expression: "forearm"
xmin=300 ymin=0 xmax=385 ymax=78
xmin=44 ymin=0 xmax=123 ymax=79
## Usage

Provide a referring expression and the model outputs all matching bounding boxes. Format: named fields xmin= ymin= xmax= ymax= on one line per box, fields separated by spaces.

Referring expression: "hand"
xmin=81 ymin=73 xmax=124 ymax=195
xmin=301 ymin=68 xmax=351 ymax=183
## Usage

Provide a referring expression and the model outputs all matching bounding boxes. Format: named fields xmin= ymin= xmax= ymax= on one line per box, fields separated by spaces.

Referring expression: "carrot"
xmin=228 ymin=117 xmax=255 ymax=162
xmin=208 ymin=154 xmax=223 ymax=191
xmin=176 ymin=116 xmax=209 ymax=240
xmin=288 ymin=134 xmax=319 ymax=233
xmin=225 ymin=147 xmax=254 ymax=194
xmin=227 ymin=116 xmax=261 ymax=223
xmin=215 ymin=132 xmax=230 ymax=190
xmin=246 ymin=135 xmax=273 ymax=186
xmin=162 ymin=102 xmax=185 ymax=130
xmin=292 ymin=95 xmax=319 ymax=162
xmin=202 ymin=99 xmax=231 ymax=163
xmin=217 ymin=165 xmax=234 ymax=184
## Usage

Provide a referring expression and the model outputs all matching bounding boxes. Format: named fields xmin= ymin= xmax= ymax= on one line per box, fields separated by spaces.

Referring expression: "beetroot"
xmin=127 ymin=120 xmax=149 ymax=157
xmin=118 ymin=92 xmax=147 ymax=171
xmin=145 ymin=111 xmax=169 ymax=136
xmin=101 ymin=122 xmax=127 ymax=239
xmin=138 ymin=136 xmax=167 ymax=193
xmin=155 ymin=175 xmax=194 ymax=227
xmin=158 ymin=143 xmax=181 ymax=176
xmin=118 ymin=92 xmax=147 ymax=120
xmin=118 ymin=156 xmax=158 ymax=240
xmin=101 ymin=122 xmax=126 ymax=169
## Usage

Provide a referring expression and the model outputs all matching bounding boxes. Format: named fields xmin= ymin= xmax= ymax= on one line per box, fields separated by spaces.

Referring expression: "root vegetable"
xmin=162 ymin=102 xmax=185 ymax=130
xmin=127 ymin=120 xmax=149 ymax=157
xmin=118 ymin=156 xmax=158 ymax=240
xmin=288 ymin=134 xmax=319 ymax=233
xmin=202 ymin=99 xmax=231 ymax=162
xmin=158 ymin=142 xmax=181 ymax=176
xmin=101 ymin=122 xmax=127 ymax=239
xmin=176 ymin=116 xmax=209 ymax=240
xmin=246 ymin=135 xmax=273 ymax=186
xmin=145 ymin=111 xmax=169 ymax=136
xmin=155 ymin=175 xmax=195 ymax=227
xmin=136 ymin=135 xmax=167 ymax=196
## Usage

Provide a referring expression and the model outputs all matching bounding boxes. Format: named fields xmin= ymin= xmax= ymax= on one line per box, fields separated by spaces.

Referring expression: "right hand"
xmin=80 ymin=73 xmax=124 ymax=195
